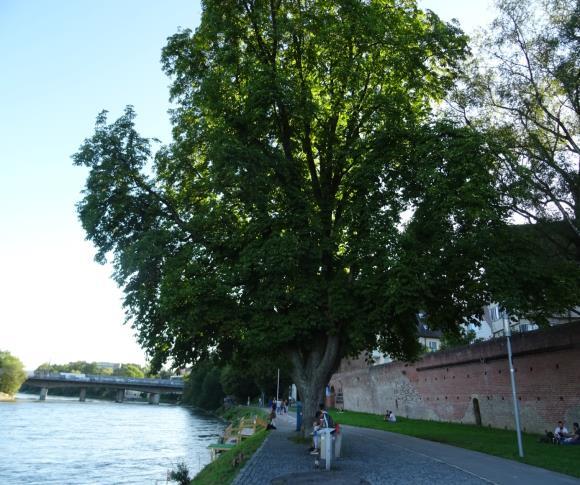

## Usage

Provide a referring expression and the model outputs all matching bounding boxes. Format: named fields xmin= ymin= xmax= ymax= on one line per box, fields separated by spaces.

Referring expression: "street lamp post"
xmin=503 ymin=311 xmax=524 ymax=458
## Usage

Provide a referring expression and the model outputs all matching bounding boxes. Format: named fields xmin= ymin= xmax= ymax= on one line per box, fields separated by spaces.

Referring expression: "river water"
xmin=0 ymin=394 xmax=225 ymax=484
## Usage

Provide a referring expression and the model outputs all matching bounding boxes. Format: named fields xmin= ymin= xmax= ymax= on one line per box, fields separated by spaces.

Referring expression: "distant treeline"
xmin=182 ymin=361 xmax=292 ymax=410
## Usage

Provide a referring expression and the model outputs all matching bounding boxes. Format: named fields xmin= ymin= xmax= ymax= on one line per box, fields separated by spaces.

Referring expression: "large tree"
xmin=74 ymin=0 xmax=474 ymax=430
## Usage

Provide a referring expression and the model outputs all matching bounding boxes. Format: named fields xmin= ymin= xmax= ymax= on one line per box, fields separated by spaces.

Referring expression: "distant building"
xmin=416 ymin=312 xmax=443 ymax=352
xmin=482 ymin=303 xmax=580 ymax=337
xmin=371 ymin=316 xmax=443 ymax=366
xmin=369 ymin=302 xmax=579 ymax=367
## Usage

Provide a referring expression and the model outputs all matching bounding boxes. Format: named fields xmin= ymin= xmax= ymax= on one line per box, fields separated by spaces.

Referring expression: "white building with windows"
xmin=482 ymin=303 xmax=579 ymax=337
xmin=371 ymin=319 xmax=442 ymax=366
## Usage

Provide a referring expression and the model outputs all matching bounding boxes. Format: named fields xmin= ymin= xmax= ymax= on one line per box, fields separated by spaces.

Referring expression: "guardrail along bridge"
xmin=25 ymin=373 xmax=184 ymax=404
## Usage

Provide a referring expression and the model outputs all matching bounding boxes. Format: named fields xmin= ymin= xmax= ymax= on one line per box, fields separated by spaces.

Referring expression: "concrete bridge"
xmin=25 ymin=373 xmax=184 ymax=404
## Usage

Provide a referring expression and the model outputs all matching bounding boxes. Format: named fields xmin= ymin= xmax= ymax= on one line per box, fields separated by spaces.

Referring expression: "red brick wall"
xmin=329 ymin=323 xmax=580 ymax=433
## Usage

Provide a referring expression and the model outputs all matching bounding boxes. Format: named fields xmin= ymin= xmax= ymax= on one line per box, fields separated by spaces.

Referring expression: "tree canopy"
xmin=450 ymin=0 xmax=580 ymax=322
xmin=0 ymin=351 xmax=27 ymax=396
xmin=479 ymin=0 xmax=579 ymax=250
xmin=75 ymin=0 xmax=516 ymax=429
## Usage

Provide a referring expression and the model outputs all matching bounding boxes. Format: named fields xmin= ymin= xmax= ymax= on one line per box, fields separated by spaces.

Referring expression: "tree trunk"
xmin=289 ymin=334 xmax=341 ymax=437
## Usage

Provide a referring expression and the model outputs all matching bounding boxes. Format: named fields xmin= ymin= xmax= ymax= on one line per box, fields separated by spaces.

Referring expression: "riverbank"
xmin=0 ymin=392 xmax=15 ymax=401
xmin=191 ymin=406 xmax=270 ymax=484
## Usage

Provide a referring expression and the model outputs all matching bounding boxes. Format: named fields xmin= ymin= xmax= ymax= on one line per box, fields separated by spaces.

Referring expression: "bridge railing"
xmin=31 ymin=373 xmax=184 ymax=388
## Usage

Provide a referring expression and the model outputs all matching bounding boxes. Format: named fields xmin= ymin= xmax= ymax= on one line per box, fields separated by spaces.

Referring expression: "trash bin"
xmin=295 ymin=401 xmax=302 ymax=432
xmin=319 ymin=428 xmax=336 ymax=471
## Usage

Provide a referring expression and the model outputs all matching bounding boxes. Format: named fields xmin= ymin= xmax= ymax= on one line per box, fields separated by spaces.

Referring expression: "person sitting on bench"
xmin=310 ymin=411 xmax=323 ymax=455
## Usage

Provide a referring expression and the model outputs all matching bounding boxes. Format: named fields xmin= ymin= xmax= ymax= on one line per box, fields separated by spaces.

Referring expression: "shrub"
xmin=0 ymin=351 xmax=27 ymax=396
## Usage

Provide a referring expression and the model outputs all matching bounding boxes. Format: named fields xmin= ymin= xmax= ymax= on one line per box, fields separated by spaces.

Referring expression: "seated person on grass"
xmin=554 ymin=420 xmax=569 ymax=443
xmin=384 ymin=410 xmax=397 ymax=422
xmin=563 ymin=423 xmax=580 ymax=445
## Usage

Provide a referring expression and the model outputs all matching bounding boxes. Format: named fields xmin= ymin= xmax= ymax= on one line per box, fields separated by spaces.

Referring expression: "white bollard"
xmin=319 ymin=428 xmax=335 ymax=471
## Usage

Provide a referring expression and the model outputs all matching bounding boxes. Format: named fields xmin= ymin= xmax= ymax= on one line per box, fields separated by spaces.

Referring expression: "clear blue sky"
xmin=0 ymin=1 xmax=494 ymax=370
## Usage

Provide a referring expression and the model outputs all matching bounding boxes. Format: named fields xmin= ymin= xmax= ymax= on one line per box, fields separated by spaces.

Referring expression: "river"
xmin=0 ymin=394 xmax=225 ymax=484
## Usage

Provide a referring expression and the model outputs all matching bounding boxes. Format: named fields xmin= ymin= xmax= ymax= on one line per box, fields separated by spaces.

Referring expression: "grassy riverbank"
xmin=191 ymin=406 xmax=269 ymax=484
xmin=192 ymin=429 xmax=268 ymax=484
xmin=331 ymin=409 xmax=580 ymax=478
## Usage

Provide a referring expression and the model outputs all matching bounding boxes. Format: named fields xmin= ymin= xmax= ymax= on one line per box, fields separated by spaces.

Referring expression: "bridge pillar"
xmin=79 ymin=388 xmax=87 ymax=402
xmin=39 ymin=388 xmax=48 ymax=400
xmin=115 ymin=389 xmax=125 ymax=403
xmin=148 ymin=393 xmax=160 ymax=405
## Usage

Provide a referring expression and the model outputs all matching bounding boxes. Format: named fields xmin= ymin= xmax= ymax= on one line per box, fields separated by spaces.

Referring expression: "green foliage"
xmin=453 ymin=0 xmax=580 ymax=319
xmin=76 ymin=0 xmax=546 ymax=432
xmin=219 ymin=405 xmax=269 ymax=423
xmin=219 ymin=365 xmax=259 ymax=402
xmin=331 ymin=409 xmax=580 ymax=478
xmin=439 ymin=328 xmax=479 ymax=351
xmin=114 ymin=363 xmax=145 ymax=378
xmin=168 ymin=462 xmax=191 ymax=485
xmin=218 ymin=359 xmax=293 ymax=403
xmin=0 ymin=351 xmax=27 ymax=396
xmin=34 ymin=361 xmax=149 ymax=378
xmin=382 ymin=122 xmax=510 ymax=338
xmin=183 ymin=363 xmax=225 ymax=410
xmin=74 ymin=0 xmax=469 ymax=372
xmin=484 ymin=223 xmax=580 ymax=323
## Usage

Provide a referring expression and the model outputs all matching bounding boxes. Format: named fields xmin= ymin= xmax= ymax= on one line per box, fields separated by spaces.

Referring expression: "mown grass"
xmin=330 ymin=409 xmax=580 ymax=478
xmin=191 ymin=406 xmax=270 ymax=484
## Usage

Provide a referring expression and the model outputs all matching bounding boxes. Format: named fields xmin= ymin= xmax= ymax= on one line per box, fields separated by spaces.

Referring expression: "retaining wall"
xmin=328 ymin=323 xmax=580 ymax=433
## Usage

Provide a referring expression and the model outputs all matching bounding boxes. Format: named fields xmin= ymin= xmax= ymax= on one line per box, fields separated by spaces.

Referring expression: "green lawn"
xmin=330 ymin=409 xmax=580 ymax=478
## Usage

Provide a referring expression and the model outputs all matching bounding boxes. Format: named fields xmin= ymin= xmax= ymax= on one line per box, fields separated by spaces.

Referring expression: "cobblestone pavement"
xmin=233 ymin=413 xmax=580 ymax=485
xmin=234 ymin=413 xmax=485 ymax=485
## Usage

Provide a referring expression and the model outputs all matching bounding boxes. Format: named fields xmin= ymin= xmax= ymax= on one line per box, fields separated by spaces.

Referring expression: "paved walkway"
xmin=233 ymin=412 xmax=580 ymax=485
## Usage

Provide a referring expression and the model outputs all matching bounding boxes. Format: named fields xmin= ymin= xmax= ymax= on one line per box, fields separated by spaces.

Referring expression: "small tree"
xmin=0 ymin=351 xmax=27 ymax=396
xmin=168 ymin=462 xmax=191 ymax=485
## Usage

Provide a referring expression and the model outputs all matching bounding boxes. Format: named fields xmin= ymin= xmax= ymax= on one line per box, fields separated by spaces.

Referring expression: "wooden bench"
xmin=208 ymin=442 xmax=236 ymax=461
xmin=238 ymin=416 xmax=268 ymax=439
xmin=208 ymin=414 xmax=267 ymax=460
